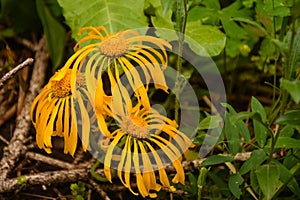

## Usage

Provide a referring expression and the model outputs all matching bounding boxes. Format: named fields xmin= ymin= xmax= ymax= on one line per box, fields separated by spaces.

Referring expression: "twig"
xmin=0 ymin=36 xmax=48 ymax=180
xmin=0 ymin=168 xmax=88 ymax=193
xmin=0 ymin=58 xmax=34 ymax=90
xmin=0 ymin=135 xmax=9 ymax=145
xmin=202 ymin=95 xmax=220 ymax=116
xmin=26 ymin=152 xmax=75 ymax=170
xmin=0 ymin=104 xmax=17 ymax=127
xmin=88 ymin=180 xmax=111 ymax=200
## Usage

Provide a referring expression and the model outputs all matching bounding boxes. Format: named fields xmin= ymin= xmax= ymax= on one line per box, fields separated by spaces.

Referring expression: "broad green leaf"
xmin=220 ymin=0 xmax=253 ymax=39
xmin=151 ymin=0 xmax=178 ymax=41
xmin=152 ymin=2 xmax=226 ymax=56
xmin=259 ymin=38 xmax=276 ymax=57
xmin=208 ymin=172 xmax=231 ymax=196
xmin=57 ymin=0 xmax=148 ymax=41
xmin=252 ymin=96 xmax=268 ymax=147
xmin=280 ymin=79 xmax=300 ymax=104
xmin=272 ymin=160 xmax=300 ymax=198
xmin=283 ymin=151 xmax=300 ymax=171
xmin=201 ymin=155 xmax=234 ymax=166
xmin=250 ymin=170 xmax=260 ymax=194
xmin=278 ymin=125 xmax=294 ymax=137
xmin=185 ymin=22 xmax=226 ymax=56
xmin=255 ymin=163 xmax=280 ymax=200
xmin=276 ymin=110 xmax=300 ymax=126
xmin=199 ymin=115 xmax=223 ymax=130
xmin=222 ymin=104 xmax=247 ymax=154
xmin=268 ymin=137 xmax=300 ymax=149
xmin=225 ymin=112 xmax=241 ymax=155
xmin=239 ymin=149 xmax=267 ymax=175
xmin=251 ymin=96 xmax=267 ymax=121
xmin=228 ymin=174 xmax=244 ymax=199
xmin=230 ymin=112 xmax=251 ymax=142
xmin=36 ymin=0 xmax=66 ymax=69
xmin=186 ymin=172 xmax=198 ymax=196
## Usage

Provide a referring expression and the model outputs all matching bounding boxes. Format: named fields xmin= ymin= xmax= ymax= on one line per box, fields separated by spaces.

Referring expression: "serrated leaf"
xmin=281 ymin=79 xmax=300 ymax=104
xmin=228 ymin=174 xmax=244 ymax=199
xmin=240 ymin=149 xmax=267 ymax=175
xmin=255 ymin=163 xmax=280 ymax=200
xmin=36 ymin=0 xmax=66 ymax=69
xmin=201 ymin=155 xmax=234 ymax=166
xmin=57 ymin=0 xmax=148 ymax=41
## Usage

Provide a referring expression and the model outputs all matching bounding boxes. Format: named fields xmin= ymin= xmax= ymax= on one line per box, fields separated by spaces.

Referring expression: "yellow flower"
xmin=59 ymin=26 xmax=171 ymax=102
xmin=98 ymin=82 xmax=191 ymax=198
xmin=30 ymin=68 xmax=93 ymax=156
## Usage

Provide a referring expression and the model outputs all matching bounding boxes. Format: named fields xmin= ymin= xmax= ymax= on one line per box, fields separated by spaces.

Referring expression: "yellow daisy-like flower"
xmin=30 ymin=67 xmax=93 ymax=156
xmin=58 ymin=26 xmax=171 ymax=103
xmin=96 ymin=81 xmax=191 ymax=198
xmin=30 ymin=68 xmax=77 ymax=155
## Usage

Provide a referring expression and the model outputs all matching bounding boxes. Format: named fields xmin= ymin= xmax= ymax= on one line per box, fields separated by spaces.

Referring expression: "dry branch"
xmin=26 ymin=152 xmax=75 ymax=170
xmin=0 ymin=36 xmax=48 ymax=180
xmin=0 ymin=58 xmax=34 ymax=90
xmin=0 ymin=168 xmax=88 ymax=193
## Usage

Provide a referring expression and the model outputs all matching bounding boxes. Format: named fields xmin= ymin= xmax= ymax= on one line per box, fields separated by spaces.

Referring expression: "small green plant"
xmin=70 ymin=181 xmax=87 ymax=200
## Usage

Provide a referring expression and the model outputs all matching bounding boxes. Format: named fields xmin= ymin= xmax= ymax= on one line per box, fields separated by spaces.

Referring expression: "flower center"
xmin=51 ymin=70 xmax=72 ymax=98
xmin=122 ymin=115 xmax=149 ymax=138
xmin=100 ymin=36 xmax=127 ymax=58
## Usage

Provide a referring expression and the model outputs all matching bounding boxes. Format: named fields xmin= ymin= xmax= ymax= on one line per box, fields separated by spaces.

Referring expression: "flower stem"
xmin=175 ymin=0 xmax=188 ymax=122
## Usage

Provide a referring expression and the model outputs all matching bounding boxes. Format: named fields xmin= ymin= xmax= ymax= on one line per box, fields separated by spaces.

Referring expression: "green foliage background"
xmin=1 ymin=0 xmax=300 ymax=199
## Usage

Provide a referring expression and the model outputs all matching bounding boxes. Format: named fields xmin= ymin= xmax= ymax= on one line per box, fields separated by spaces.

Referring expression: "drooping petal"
xmin=104 ymin=130 xmax=125 ymax=182
xmin=144 ymin=141 xmax=171 ymax=188
xmin=133 ymin=139 xmax=148 ymax=197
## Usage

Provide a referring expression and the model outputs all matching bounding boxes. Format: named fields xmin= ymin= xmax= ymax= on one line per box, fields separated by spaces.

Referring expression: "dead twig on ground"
xmin=26 ymin=152 xmax=75 ymax=170
xmin=0 ymin=36 xmax=48 ymax=180
xmin=0 ymin=168 xmax=88 ymax=193
xmin=0 ymin=58 xmax=34 ymax=90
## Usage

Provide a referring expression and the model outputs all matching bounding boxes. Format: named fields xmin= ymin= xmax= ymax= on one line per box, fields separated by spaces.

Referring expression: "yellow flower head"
xmin=98 ymin=82 xmax=191 ymax=198
xmin=60 ymin=26 xmax=171 ymax=98
xmin=30 ymin=65 xmax=95 ymax=156
xmin=30 ymin=69 xmax=77 ymax=155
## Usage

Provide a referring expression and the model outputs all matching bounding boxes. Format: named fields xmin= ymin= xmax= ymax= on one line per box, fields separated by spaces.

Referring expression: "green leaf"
xmin=278 ymin=125 xmax=294 ymax=137
xmin=57 ymin=0 xmax=148 ymax=41
xmin=288 ymin=28 xmax=300 ymax=75
xmin=224 ymin=112 xmax=241 ymax=155
xmin=272 ymin=160 xmax=300 ymax=198
xmin=273 ymin=137 xmax=300 ymax=149
xmin=36 ymin=0 xmax=66 ymax=69
xmin=275 ymin=110 xmax=300 ymax=126
xmin=255 ymin=163 xmax=280 ymax=200
xmin=250 ymin=170 xmax=260 ymax=194
xmin=239 ymin=149 xmax=267 ymax=175
xmin=280 ymin=79 xmax=300 ymax=104
xmin=201 ymin=155 xmax=234 ymax=166
xmin=228 ymin=174 xmax=244 ymax=199
xmin=152 ymin=2 xmax=226 ymax=57
xmin=198 ymin=167 xmax=209 ymax=186
xmin=251 ymin=96 xmax=268 ymax=147
xmin=185 ymin=22 xmax=226 ymax=56
xmin=199 ymin=115 xmax=223 ymax=130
